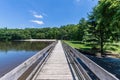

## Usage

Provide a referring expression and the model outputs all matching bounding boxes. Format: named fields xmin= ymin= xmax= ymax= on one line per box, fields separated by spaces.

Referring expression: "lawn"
xmin=64 ymin=40 xmax=120 ymax=55
xmin=64 ymin=40 xmax=91 ymax=51
xmin=104 ymin=42 xmax=120 ymax=54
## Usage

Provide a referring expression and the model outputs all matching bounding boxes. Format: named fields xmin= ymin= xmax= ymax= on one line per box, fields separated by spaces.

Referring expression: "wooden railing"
xmin=0 ymin=41 xmax=57 ymax=80
xmin=62 ymin=42 xmax=119 ymax=80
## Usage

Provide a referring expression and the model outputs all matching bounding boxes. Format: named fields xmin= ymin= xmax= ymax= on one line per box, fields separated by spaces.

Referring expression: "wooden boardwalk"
xmin=1 ymin=40 xmax=119 ymax=80
xmin=32 ymin=40 xmax=73 ymax=80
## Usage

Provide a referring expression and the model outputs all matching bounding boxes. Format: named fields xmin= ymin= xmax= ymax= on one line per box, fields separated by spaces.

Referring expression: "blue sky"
xmin=0 ymin=0 xmax=98 ymax=28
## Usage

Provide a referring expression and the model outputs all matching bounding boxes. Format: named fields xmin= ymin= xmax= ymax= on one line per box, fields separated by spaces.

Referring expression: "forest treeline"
xmin=0 ymin=25 xmax=79 ymax=41
xmin=0 ymin=0 xmax=120 ymax=54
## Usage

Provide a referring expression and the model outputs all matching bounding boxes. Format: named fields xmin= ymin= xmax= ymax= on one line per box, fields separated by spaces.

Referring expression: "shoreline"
xmin=14 ymin=39 xmax=57 ymax=42
xmin=77 ymin=48 xmax=120 ymax=59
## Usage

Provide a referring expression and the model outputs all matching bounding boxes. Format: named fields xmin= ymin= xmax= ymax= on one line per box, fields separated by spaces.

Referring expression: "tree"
xmin=88 ymin=0 xmax=120 ymax=55
xmin=78 ymin=18 xmax=87 ymax=41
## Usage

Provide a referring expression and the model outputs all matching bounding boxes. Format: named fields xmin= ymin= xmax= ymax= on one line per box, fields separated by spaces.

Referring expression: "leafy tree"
xmin=78 ymin=18 xmax=87 ymax=41
xmin=88 ymin=0 xmax=120 ymax=55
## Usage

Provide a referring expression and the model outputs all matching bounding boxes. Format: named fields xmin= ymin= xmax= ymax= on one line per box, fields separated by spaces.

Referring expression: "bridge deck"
xmin=32 ymin=41 xmax=73 ymax=80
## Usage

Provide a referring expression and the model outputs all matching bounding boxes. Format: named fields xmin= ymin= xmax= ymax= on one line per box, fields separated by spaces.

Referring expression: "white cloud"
xmin=30 ymin=10 xmax=43 ymax=19
xmin=29 ymin=10 xmax=46 ymax=25
xmin=31 ymin=20 xmax=44 ymax=25
xmin=34 ymin=14 xmax=43 ymax=18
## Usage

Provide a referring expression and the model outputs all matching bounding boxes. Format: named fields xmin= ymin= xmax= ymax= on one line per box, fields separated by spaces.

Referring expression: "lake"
xmin=0 ymin=41 xmax=51 ymax=77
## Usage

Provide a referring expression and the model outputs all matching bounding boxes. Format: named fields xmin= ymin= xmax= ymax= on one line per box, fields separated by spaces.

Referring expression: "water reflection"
xmin=0 ymin=41 xmax=51 ymax=52
xmin=0 ymin=41 xmax=51 ymax=77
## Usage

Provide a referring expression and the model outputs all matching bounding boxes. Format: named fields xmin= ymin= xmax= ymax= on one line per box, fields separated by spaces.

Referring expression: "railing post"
xmin=62 ymin=42 xmax=119 ymax=80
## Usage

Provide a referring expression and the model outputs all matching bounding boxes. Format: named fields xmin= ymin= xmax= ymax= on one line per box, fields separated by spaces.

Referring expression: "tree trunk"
xmin=100 ymin=24 xmax=104 ymax=56
xmin=100 ymin=39 xmax=104 ymax=55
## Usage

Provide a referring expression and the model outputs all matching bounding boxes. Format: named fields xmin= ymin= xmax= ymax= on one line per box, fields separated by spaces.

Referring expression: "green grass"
xmin=64 ymin=40 xmax=120 ymax=54
xmin=64 ymin=40 xmax=91 ymax=51
xmin=104 ymin=42 xmax=120 ymax=54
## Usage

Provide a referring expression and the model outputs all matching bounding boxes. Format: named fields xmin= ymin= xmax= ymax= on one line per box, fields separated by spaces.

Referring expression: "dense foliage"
xmin=87 ymin=0 xmax=120 ymax=54
xmin=0 ymin=25 xmax=79 ymax=41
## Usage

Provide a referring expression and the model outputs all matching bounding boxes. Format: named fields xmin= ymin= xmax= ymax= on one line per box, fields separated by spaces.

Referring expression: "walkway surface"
xmin=32 ymin=40 xmax=73 ymax=80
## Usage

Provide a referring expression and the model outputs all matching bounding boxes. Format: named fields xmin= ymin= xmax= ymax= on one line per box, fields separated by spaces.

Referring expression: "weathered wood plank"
xmin=63 ymin=42 xmax=119 ymax=80
xmin=32 ymin=41 xmax=73 ymax=80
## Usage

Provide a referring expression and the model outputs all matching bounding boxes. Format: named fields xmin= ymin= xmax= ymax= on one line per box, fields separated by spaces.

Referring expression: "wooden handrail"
xmin=0 ymin=41 xmax=57 ymax=80
xmin=62 ymin=42 xmax=92 ymax=80
xmin=62 ymin=42 xmax=119 ymax=80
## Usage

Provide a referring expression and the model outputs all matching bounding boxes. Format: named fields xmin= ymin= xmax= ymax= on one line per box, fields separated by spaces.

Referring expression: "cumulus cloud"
xmin=29 ymin=10 xmax=46 ymax=25
xmin=30 ymin=10 xmax=43 ymax=19
xmin=34 ymin=14 xmax=43 ymax=18
xmin=31 ymin=20 xmax=44 ymax=25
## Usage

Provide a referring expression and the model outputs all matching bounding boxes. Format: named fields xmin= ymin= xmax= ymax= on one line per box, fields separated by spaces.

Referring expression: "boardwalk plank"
xmin=33 ymin=41 xmax=73 ymax=80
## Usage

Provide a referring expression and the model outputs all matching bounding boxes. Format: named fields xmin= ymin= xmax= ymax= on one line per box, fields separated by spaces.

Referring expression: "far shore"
xmin=15 ymin=39 xmax=57 ymax=42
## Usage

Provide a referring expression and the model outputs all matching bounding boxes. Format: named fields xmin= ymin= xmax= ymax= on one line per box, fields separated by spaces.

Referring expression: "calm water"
xmin=0 ymin=41 xmax=51 ymax=77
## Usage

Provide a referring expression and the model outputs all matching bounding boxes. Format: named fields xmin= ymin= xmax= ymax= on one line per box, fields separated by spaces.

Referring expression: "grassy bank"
xmin=104 ymin=42 xmax=120 ymax=54
xmin=64 ymin=40 xmax=120 ymax=57
xmin=64 ymin=41 xmax=91 ymax=51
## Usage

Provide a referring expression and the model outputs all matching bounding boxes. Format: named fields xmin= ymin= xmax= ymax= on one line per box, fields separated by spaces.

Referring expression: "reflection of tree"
xmin=0 ymin=41 xmax=52 ymax=52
